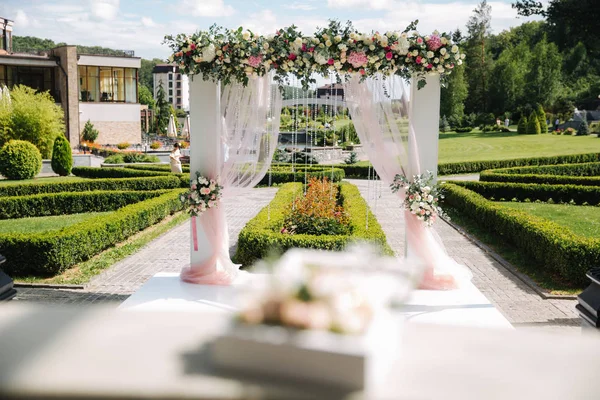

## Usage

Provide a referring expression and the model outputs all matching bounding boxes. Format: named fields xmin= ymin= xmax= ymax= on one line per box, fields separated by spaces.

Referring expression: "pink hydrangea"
xmin=247 ymin=55 xmax=262 ymax=68
xmin=427 ymin=35 xmax=443 ymax=51
xmin=347 ymin=51 xmax=368 ymax=68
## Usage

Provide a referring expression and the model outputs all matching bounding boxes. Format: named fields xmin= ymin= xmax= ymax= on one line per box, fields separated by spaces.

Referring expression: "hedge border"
xmin=234 ymin=182 xmax=392 ymax=266
xmin=0 ymin=190 xmax=167 ymax=220
xmin=443 ymin=183 xmax=600 ymax=286
xmin=451 ymin=180 xmax=600 ymax=206
xmin=0 ymin=189 xmax=186 ymax=276
xmin=0 ymin=175 xmax=183 ymax=197
xmin=480 ymin=162 xmax=600 ymax=186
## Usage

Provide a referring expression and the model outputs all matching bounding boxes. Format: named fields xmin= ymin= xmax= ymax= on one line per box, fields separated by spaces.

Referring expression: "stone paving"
xmin=13 ymin=180 xmax=581 ymax=335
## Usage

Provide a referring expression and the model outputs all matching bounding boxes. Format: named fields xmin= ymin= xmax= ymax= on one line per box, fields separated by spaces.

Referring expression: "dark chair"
xmin=0 ymin=254 xmax=17 ymax=301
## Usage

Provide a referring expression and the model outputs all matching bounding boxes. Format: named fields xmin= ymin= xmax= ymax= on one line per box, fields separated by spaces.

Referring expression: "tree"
xmin=138 ymin=85 xmax=155 ymax=109
xmin=439 ymin=115 xmax=451 ymax=132
xmin=578 ymin=120 xmax=589 ymax=136
xmin=526 ymin=111 xmax=541 ymax=134
xmin=81 ymin=120 xmax=99 ymax=143
xmin=536 ymin=104 xmax=548 ymax=133
xmin=517 ymin=115 xmax=528 ymax=134
xmin=440 ymin=64 xmax=468 ymax=123
xmin=51 ymin=134 xmax=72 ymax=176
xmin=488 ymin=43 xmax=531 ymax=114
xmin=524 ymin=37 xmax=563 ymax=107
xmin=465 ymin=1 xmax=493 ymax=114
xmin=155 ymin=80 xmax=170 ymax=134
xmin=1 ymin=85 xmax=65 ymax=158
xmin=139 ymin=58 xmax=165 ymax=92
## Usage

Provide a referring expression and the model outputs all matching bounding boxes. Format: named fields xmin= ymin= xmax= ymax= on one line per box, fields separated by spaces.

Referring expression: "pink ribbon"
xmin=191 ymin=215 xmax=199 ymax=251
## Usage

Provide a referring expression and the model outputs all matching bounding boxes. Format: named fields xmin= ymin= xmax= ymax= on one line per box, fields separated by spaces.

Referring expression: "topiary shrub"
xmin=150 ymin=140 xmax=161 ymax=150
xmin=526 ymin=112 xmax=541 ymax=135
xmin=117 ymin=142 xmax=131 ymax=150
xmin=536 ymin=104 xmax=548 ymax=134
xmin=577 ymin=121 xmax=589 ymax=136
xmin=0 ymin=140 xmax=42 ymax=180
xmin=81 ymin=120 xmax=99 ymax=143
xmin=51 ymin=135 xmax=72 ymax=176
xmin=517 ymin=116 xmax=527 ymax=134
xmin=439 ymin=115 xmax=451 ymax=133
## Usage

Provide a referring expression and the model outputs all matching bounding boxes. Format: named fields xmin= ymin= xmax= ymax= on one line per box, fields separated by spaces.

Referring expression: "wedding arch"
xmin=164 ymin=20 xmax=468 ymax=288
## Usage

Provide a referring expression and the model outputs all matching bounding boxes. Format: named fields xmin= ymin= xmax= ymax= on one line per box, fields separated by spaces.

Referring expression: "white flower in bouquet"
xmin=202 ymin=44 xmax=216 ymax=63
xmin=314 ymin=53 xmax=329 ymax=65
xmin=451 ymin=44 xmax=459 ymax=53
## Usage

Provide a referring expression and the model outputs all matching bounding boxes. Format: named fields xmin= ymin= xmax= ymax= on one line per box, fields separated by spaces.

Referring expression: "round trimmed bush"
xmin=51 ymin=135 xmax=73 ymax=176
xmin=0 ymin=140 xmax=42 ymax=180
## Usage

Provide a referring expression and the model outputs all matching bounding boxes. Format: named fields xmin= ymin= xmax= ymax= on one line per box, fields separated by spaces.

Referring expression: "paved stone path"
xmin=348 ymin=179 xmax=580 ymax=335
xmin=14 ymin=180 xmax=581 ymax=335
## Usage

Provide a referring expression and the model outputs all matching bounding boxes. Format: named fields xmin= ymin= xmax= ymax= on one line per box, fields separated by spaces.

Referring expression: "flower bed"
xmin=0 ymin=189 xmax=185 ymax=277
xmin=443 ymin=183 xmax=600 ymax=287
xmin=234 ymin=182 xmax=392 ymax=266
xmin=480 ymin=162 xmax=600 ymax=186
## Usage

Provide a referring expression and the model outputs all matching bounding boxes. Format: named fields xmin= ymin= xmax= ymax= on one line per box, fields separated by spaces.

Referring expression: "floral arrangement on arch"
xmin=163 ymin=20 xmax=465 ymax=90
xmin=180 ymin=171 xmax=223 ymax=216
xmin=390 ymin=171 xmax=447 ymax=227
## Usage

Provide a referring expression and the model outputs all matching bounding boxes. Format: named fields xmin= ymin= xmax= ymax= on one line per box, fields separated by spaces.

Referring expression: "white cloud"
xmin=141 ymin=16 xmax=158 ymax=27
xmin=90 ymin=0 xmax=120 ymax=21
xmin=284 ymin=3 xmax=317 ymax=11
xmin=181 ymin=0 xmax=235 ymax=17
xmin=14 ymin=9 xmax=30 ymax=27
xmin=240 ymin=10 xmax=327 ymax=37
xmin=327 ymin=0 xmax=393 ymax=10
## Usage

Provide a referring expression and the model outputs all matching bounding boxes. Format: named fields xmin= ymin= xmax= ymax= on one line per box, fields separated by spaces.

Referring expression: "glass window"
xmin=112 ymin=67 xmax=124 ymax=102
xmin=177 ymin=89 xmax=181 ymax=96
xmin=87 ymin=66 xmax=99 ymax=102
xmin=168 ymin=73 xmax=173 ymax=81
xmin=124 ymin=68 xmax=137 ymax=103
xmin=99 ymin=67 xmax=113 ymax=101
xmin=78 ymin=66 xmax=88 ymax=101
xmin=0 ymin=66 xmax=5 ymax=85
xmin=169 ymin=81 xmax=173 ymax=88
xmin=169 ymin=89 xmax=173 ymax=96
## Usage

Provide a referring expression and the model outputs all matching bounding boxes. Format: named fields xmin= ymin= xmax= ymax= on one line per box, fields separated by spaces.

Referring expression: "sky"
xmin=0 ymin=0 xmax=546 ymax=60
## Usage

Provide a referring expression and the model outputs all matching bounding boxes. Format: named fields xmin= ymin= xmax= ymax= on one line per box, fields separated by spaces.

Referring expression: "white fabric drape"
xmin=181 ymin=75 xmax=282 ymax=285
xmin=344 ymin=74 xmax=471 ymax=289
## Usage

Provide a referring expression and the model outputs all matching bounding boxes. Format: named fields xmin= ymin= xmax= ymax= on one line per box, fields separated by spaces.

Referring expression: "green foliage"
xmin=536 ymin=104 xmax=548 ymax=133
xmin=517 ymin=115 xmax=528 ymax=134
xmin=72 ymin=166 xmax=171 ymax=179
xmin=81 ymin=120 xmax=99 ymax=143
xmin=480 ymin=162 xmax=600 ymax=186
xmin=138 ymin=85 xmax=155 ymax=109
xmin=0 ymin=190 xmax=185 ymax=277
xmin=0 ymin=140 xmax=42 ymax=180
xmin=139 ymin=58 xmax=164 ymax=93
xmin=440 ymin=63 xmax=468 ymax=122
xmin=437 ymin=151 xmax=600 ymax=175
xmin=103 ymin=153 xmax=160 ymax=164
xmin=259 ymin=166 xmax=344 ymax=186
xmin=454 ymin=127 xmax=473 ymax=133
xmin=443 ymin=183 xmax=600 ymax=287
xmin=577 ymin=121 xmax=589 ymax=136
xmin=526 ymin=111 xmax=541 ymax=134
xmin=51 ymin=135 xmax=72 ymax=176
xmin=234 ymin=182 xmax=392 ymax=266
xmin=117 ymin=142 xmax=131 ymax=150
xmin=451 ymin=180 xmax=600 ymax=206
xmin=155 ymin=80 xmax=170 ymax=134
xmin=0 ymin=190 xmax=164 ymax=220
xmin=0 ymin=175 xmax=182 ymax=197
xmin=345 ymin=151 xmax=358 ymax=165
xmin=0 ymin=86 xmax=65 ymax=158
xmin=439 ymin=115 xmax=451 ymax=132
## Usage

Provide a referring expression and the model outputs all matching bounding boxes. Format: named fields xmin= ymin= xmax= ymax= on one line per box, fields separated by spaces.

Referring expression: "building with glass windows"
xmin=152 ymin=64 xmax=189 ymax=111
xmin=0 ymin=16 xmax=142 ymax=148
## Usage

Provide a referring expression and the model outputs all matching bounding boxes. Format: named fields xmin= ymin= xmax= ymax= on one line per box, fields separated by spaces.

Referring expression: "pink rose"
xmin=288 ymin=53 xmax=297 ymax=61
xmin=420 ymin=209 xmax=426 ymax=215
xmin=385 ymin=52 xmax=393 ymax=60
xmin=301 ymin=43 xmax=307 ymax=52
xmin=327 ymin=58 xmax=334 ymax=65
xmin=200 ymin=187 xmax=211 ymax=195
xmin=359 ymin=69 xmax=365 ymax=75
xmin=427 ymin=63 xmax=433 ymax=69
xmin=191 ymin=184 xmax=197 ymax=190
xmin=247 ymin=55 xmax=262 ymax=68
xmin=190 ymin=43 xmax=196 ymax=50
xmin=415 ymin=56 xmax=422 ymax=64
xmin=416 ymin=37 xmax=424 ymax=44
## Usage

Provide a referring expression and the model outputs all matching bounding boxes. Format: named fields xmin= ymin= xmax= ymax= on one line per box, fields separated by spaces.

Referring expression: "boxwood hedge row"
xmin=451 ymin=181 xmax=600 ymax=205
xmin=72 ymin=166 xmax=168 ymax=179
xmin=0 ymin=189 xmax=186 ymax=277
xmin=480 ymin=162 xmax=600 ymax=186
xmin=443 ymin=183 xmax=600 ymax=287
xmin=234 ymin=182 xmax=392 ymax=266
xmin=259 ymin=167 xmax=345 ymax=186
xmin=0 ymin=190 xmax=167 ymax=219
xmin=125 ymin=164 xmax=191 ymax=173
xmin=0 ymin=175 xmax=182 ymax=197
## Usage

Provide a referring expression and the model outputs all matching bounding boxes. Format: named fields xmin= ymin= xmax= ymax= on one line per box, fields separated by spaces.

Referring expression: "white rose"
xmin=461 ymin=53 xmax=466 ymax=59
xmin=364 ymin=38 xmax=373 ymax=46
xmin=338 ymin=44 xmax=347 ymax=51
xmin=454 ymin=54 xmax=460 ymax=60
xmin=427 ymin=51 xmax=434 ymax=58
xmin=319 ymin=43 xmax=325 ymax=48
xmin=395 ymin=37 xmax=410 ymax=55
xmin=421 ymin=57 xmax=428 ymax=65
xmin=412 ymin=49 xmax=419 ymax=56
xmin=444 ymin=53 xmax=450 ymax=60
xmin=451 ymin=45 xmax=459 ymax=53
xmin=457 ymin=59 xmax=463 ymax=65
xmin=334 ymin=61 xmax=342 ymax=69
xmin=350 ymin=33 xmax=356 ymax=39
xmin=334 ymin=35 xmax=342 ymax=43
xmin=441 ymin=37 xmax=448 ymax=45
xmin=427 ymin=195 xmax=434 ymax=202
xmin=201 ymin=44 xmax=216 ymax=62
xmin=294 ymin=37 xmax=303 ymax=47
xmin=369 ymin=44 xmax=375 ymax=51
xmin=216 ymin=49 xmax=222 ymax=56
xmin=266 ymin=34 xmax=275 ymax=40
xmin=440 ymin=48 xmax=447 ymax=55
xmin=434 ymin=57 xmax=439 ymax=64
xmin=263 ymin=42 xmax=269 ymax=50
xmin=242 ymin=31 xmax=251 ymax=41
xmin=325 ymin=40 xmax=332 ymax=47
xmin=314 ymin=52 xmax=328 ymax=65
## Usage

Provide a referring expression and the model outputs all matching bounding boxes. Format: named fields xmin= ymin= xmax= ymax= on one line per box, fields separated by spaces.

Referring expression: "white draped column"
xmin=189 ymin=77 xmax=222 ymax=266
xmin=407 ymin=74 xmax=441 ymax=258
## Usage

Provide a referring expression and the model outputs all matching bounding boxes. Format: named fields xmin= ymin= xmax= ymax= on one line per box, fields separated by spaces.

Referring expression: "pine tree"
xmin=81 ymin=120 xmax=99 ymax=143
xmin=51 ymin=134 xmax=72 ymax=176
xmin=536 ymin=103 xmax=548 ymax=134
xmin=578 ymin=121 xmax=589 ymax=136
xmin=155 ymin=80 xmax=170 ymax=134
xmin=517 ymin=115 xmax=528 ymax=134
xmin=527 ymin=111 xmax=541 ymax=134
xmin=440 ymin=115 xmax=451 ymax=132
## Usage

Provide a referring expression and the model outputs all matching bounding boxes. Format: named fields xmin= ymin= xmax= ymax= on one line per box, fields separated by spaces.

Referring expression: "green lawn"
xmin=497 ymin=202 xmax=600 ymax=239
xmin=0 ymin=212 xmax=112 ymax=234
xmin=439 ymin=131 xmax=600 ymax=163
xmin=0 ymin=176 xmax=85 ymax=186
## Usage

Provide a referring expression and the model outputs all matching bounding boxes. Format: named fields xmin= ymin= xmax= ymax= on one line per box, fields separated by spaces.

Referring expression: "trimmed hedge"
xmin=0 ymin=190 xmax=166 ymax=219
xmin=437 ymin=152 xmax=600 ymax=175
xmin=0 ymin=140 xmax=43 ymax=180
xmin=234 ymin=182 xmax=392 ymax=266
xmin=72 ymin=166 xmax=169 ymax=179
xmin=259 ymin=167 xmax=345 ymax=186
xmin=125 ymin=164 xmax=191 ymax=173
xmin=0 ymin=189 xmax=186 ymax=276
xmin=481 ymin=162 xmax=600 ymax=186
xmin=451 ymin=181 xmax=600 ymax=206
xmin=443 ymin=183 xmax=600 ymax=286
xmin=0 ymin=175 xmax=182 ymax=197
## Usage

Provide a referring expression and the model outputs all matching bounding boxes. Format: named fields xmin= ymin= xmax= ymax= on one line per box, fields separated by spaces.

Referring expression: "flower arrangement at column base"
xmin=391 ymin=171 xmax=460 ymax=290
xmin=210 ymin=246 xmax=419 ymax=391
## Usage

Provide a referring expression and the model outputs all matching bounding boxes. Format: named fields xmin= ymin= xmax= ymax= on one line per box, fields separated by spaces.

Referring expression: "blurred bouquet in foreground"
xmin=237 ymin=245 xmax=420 ymax=335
